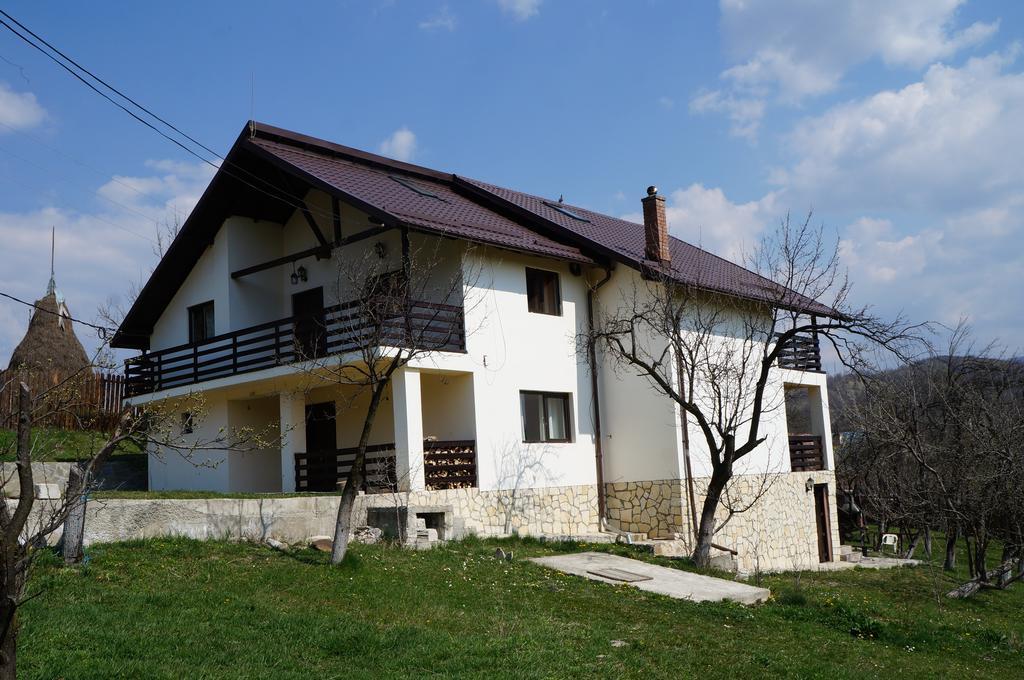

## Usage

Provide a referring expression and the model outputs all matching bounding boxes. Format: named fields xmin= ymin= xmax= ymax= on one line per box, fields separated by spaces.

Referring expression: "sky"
xmin=0 ymin=0 xmax=1022 ymax=367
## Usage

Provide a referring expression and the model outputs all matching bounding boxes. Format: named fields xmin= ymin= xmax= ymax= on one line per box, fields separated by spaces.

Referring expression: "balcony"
xmin=788 ymin=434 xmax=825 ymax=472
xmin=294 ymin=440 xmax=477 ymax=492
xmin=124 ymin=298 xmax=465 ymax=397
xmin=775 ymin=330 xmax=822 ymax=372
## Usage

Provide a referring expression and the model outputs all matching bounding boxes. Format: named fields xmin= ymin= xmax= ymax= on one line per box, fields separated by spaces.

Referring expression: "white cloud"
xmin=778 ymin=48 xmax=1024 ymax=214
xmin=498 ymin=0 xmax=541 ymax=21
xmin=696 ymin=0 xmax=998 ymax=138
xmin=0 ymin=161 xmax=213 ymax=366
xmin=624 ymin=184 xmax=778 ymax=261
xmin=419 ymin=5 xmax=457 ymax=32
xmin=377 ymin=127 xmax=417 ymax=162
xmin=690 ymin=90 xmax=765 ymax=141
xmin=0 ymin=82 xmax=46 ymax=131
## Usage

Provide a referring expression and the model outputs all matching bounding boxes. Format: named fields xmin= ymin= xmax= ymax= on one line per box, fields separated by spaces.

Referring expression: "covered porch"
xmin=277 ymin=367 xmax=478 ymax=493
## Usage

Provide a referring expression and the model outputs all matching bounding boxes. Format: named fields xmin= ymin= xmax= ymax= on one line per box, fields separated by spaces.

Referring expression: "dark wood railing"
xmin=424 ymin=440 xmax=477 ymax=490
xmin=789 ymin=434 xmax=825 ymax=472
xmin=124 ymin=298 xmax=465 ymax=396
xmin=775 ymin=330 xmax=822 ymax=372
xmin=295 ymin=443 xmax=398 ymax=493
xmin=293 ymin=439 xmax=478 ymax=493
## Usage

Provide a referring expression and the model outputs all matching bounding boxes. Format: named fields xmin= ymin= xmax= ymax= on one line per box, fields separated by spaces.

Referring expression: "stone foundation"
xmin=355 ymin=483 xmax=601 ymax=538
xmin=605 ymin=471 xmax=842 ymax=573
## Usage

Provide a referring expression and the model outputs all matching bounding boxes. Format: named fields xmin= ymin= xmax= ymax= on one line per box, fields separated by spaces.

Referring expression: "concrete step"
xmin=839 ymin=545 xmax=862 ymax=562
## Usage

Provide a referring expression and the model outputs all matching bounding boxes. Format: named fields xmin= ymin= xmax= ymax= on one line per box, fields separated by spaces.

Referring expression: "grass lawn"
xmin=18 ymin=536 xmax=1023 ymax=679
xmin=0 ymin=427 xmax=142 ymax=462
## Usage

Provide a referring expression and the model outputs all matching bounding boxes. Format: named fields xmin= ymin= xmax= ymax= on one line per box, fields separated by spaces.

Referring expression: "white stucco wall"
xmin=227 ymin=396 xmax=282 ymax=492
xmin=148 ymin=394 xmax=230 ymax=491
xmin=151 ymin=228 xmax=230 ymax=350
xmin=459 ymin=248 xmax=598 ymax=492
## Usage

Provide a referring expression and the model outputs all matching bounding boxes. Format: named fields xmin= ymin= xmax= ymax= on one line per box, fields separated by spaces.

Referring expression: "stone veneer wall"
xmin=605 ymin=471 xmax=842 ymax=573
xmin=355 ymin=483 xmax=601 ymax=538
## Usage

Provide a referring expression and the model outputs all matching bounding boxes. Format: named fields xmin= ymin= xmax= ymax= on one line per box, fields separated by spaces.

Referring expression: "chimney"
xmin=642 ymin=185 xmax=670 ymax=264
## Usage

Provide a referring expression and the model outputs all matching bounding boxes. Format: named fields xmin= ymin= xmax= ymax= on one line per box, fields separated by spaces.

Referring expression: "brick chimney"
xmin=642 ymin=185 xmax=670 ymax=264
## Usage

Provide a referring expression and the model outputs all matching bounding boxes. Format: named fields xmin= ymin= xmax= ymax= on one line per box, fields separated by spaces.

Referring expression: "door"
xmin=305 ymin=402 xmax=336 ymax=453
xmin=813 ymin=483 xmax=834 ymax=563
xmin=292 ymin=287 xmax=326 ymax=359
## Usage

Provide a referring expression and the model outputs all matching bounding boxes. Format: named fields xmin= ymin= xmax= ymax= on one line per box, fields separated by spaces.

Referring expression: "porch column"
xmin=392 ymin=368 xmax=425 ymax=491
xmin=808 ymin=385 xmax=835 ymax=470
xmin=279 ymin=391 xmax=306 ymax=492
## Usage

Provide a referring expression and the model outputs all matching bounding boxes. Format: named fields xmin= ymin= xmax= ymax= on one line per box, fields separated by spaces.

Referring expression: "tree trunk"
xmin=923 ymin=526 xmax=932 ymax=559
xmin=943 ymin=528 xmax=958 ymax=571
xmin=62 ymin=464 xmax=87 ymax=565
xmin=0 ymin=608 xmax=16 ymax=680
xmin=974 ymin=535 xmax=989 ymax=583
xmin=904 ymin=531 xmax=921 ymax=560
xmin=692 ymin=467 xmax=729 ymax=568
xmin=330 ymin=380 xmax=388 ymax=565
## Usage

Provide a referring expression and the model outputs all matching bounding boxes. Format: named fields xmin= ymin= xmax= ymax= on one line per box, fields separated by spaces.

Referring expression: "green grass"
xmin=0 ymin=427 xmax=142 ymax=462
xmin=18 ymin=536 xmax=1023 ymax=679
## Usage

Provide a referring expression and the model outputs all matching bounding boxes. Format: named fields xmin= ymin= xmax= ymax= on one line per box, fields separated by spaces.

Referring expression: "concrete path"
xmin=530 ymin=551 xmax=770 ymax=605
xmin=818 ymin=555 xmax=921 ymax=571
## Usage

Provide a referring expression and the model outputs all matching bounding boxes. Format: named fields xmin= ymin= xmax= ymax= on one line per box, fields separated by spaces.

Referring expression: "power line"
xmin=0 ymin=290 xmax=115 ymax=337
xmin=0 ymin=9 xmax=344 ymax=229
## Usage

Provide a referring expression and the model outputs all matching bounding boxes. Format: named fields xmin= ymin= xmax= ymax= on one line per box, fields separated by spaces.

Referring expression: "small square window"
xmin=181 ymin=412 xmax=194 ymax=435
xmin=520 ymin=391 xmax=572 ymax=443
xmin=525 ymin=268 xmax=561 ymax=316
xmin=188 ymin=301 xmax=215 ymax=344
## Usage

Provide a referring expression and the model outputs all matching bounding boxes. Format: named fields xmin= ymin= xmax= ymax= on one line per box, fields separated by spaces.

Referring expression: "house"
xmin=113 ymin=122 xmax=839 ymax=572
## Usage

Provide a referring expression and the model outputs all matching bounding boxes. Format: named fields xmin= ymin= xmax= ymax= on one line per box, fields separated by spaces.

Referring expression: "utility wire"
xmin=0 ymin=9 xmax=345 ymax=229
xmin=0 ymin=290 xmax=115 ymax=337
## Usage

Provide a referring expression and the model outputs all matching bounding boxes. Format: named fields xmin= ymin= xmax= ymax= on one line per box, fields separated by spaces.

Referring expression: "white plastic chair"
xmin=880 ymin=533 xmax=899 ymax=555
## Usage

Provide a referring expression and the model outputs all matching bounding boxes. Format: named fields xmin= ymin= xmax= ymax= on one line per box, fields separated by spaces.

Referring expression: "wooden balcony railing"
xmin=124 ymin=298 xmax=465 ymax=396
xmin=295 ymin=443 xmax=398 ymax=493
xmin=789 ymin=434 xmax=825 ymax=472
xmin=293 ymin=440 xmax=478 ymax=492
xmin=424 ymin=440 xmax=477 ymax=490
xmin=775 ymin=330 xmax=822 ymax=372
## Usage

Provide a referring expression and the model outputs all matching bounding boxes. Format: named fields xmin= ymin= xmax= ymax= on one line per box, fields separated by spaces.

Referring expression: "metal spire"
xmin=46 ymin=226 xmax=56 ymax=295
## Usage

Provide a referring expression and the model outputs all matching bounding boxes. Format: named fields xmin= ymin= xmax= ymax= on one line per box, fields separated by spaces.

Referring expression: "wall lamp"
xmin=290 ymin=263 xmax=308 ymax=285
xmin=805 ymin=477 xmax=815 ymax=493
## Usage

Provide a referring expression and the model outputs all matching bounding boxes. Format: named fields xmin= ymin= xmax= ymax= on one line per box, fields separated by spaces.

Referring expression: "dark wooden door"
xmin=292 ymin=287 xmax=326 ymax=359
xmin=814 ymin=483 xmax=833 ymax=563
xmin=305 ymin=402 xmax=336 ymax=453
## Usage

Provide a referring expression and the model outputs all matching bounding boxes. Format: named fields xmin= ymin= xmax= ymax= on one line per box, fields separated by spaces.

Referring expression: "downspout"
xmin=587 ymin=265 xmax=613 ymax=530
xmin=676 ymin=357 xmax=700 ymax=544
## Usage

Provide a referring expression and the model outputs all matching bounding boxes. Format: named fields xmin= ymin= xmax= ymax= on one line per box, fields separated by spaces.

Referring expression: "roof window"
xmin=543 ymin=201 xmax=590 ymax=222
xmin=389 ymin=175 xmax=447 ymax=202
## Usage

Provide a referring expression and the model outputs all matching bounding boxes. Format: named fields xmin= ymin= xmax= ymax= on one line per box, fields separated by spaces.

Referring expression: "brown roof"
xmin=113 ymin=121 xmax=834 ymax=349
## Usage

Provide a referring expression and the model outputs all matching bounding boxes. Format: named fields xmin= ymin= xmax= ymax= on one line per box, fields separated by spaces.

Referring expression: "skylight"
xmin=543 ymin=201 xmax=590 ymax=222
xmin=389 ymin=175 xmax=446 ymax=201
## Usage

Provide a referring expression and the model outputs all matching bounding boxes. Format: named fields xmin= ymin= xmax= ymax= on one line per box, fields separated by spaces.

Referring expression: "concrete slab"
xmin=815 ymin=555 xmax=920 ymax=571
xmin=530 ymin=551 xmax=770 ymax=605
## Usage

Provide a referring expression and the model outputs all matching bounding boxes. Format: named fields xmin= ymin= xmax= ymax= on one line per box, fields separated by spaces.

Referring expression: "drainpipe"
xmin=586 ymin=265 xmax=613 ymax=528
xmin=677 ymin=358 xmax=700 ymax=544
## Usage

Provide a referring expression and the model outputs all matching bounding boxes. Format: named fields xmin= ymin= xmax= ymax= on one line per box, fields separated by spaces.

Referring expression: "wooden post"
xmin=62 ymin=464 xmax=87 ymax=565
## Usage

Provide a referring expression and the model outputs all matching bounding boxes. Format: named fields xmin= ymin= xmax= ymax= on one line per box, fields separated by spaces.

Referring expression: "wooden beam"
xmin=299 ymin=199 xmax=331 ymax=249
xmin=332 ymin=196 xmax=342 ymax=243
xmin=230 ymin=225 xmax=395 ymax=279
xmin=231 ymin=245 xmax=330 ymax=279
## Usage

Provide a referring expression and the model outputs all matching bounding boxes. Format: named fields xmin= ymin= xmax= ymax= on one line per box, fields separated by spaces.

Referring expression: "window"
xmin=181 ymin=412 xmax=194 ymax=435
xmin=526 ymin=268 xmax=561 ymax=316
xmin=520 ymin=391 xmax=572 ymax=443
xmin=188 ymin=301 xmax=215 ymax=343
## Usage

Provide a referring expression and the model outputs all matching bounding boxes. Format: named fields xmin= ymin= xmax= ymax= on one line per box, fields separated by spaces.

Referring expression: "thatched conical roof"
xmin=6 ymin=291 xmax=90 ymax=375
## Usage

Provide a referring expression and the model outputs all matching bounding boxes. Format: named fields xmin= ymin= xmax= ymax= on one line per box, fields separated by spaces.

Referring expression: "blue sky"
xmin=0 ymin=0 xmax=1022 ymax=365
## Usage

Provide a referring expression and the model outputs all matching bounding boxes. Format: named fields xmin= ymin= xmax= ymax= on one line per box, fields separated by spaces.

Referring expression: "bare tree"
xmin=0 ymin=364 xmax=269 ymax=679
xmin=839 ymin=324 xmax=1024 ymax=595
xmin=291 ymin=231 xmax=479 ymax=564
xmin=586 ymin=213 xmax=918 ymax=567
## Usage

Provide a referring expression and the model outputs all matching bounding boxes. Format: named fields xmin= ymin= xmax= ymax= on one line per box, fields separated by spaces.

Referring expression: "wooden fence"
xmin=0 ymin=370 xmax=126 ymax=431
